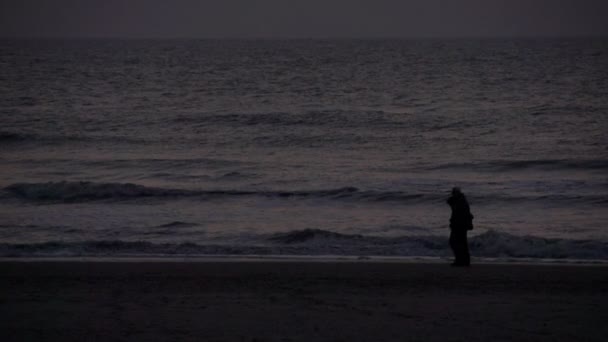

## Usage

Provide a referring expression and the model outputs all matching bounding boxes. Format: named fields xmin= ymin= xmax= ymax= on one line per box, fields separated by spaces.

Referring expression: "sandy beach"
xmin=1 ymin=260 xmax=607 ymax=341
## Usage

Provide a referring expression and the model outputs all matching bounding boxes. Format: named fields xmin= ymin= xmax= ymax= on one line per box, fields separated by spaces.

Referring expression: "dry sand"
xmin=1 ymin=260 xmax=607 ymax=341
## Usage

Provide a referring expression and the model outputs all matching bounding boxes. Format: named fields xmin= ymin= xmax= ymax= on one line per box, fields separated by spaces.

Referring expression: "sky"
xmin=1 ymin=0 xmax=607 ymax=38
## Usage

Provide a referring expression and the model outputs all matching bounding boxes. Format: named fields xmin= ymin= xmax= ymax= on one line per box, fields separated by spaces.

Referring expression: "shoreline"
xmin=2 ymin=255 xmax=608 ymax=265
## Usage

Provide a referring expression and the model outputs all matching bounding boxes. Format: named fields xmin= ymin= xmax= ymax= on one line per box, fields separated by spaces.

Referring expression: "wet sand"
xmin=1 ymin=261 xmax=607 ymax=341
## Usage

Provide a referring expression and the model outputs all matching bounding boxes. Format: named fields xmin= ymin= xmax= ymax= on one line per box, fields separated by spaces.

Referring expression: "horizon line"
xmin=1 ymin=34 xmax=607 ymax=40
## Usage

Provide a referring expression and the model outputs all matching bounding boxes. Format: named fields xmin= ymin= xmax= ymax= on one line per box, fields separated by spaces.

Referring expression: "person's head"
xmin=451 ymin=187 xmax=462 ymax=196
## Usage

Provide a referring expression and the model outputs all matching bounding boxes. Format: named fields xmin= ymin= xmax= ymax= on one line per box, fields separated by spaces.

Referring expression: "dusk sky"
xmin=1 ymin=0 xmax=607 ymax=38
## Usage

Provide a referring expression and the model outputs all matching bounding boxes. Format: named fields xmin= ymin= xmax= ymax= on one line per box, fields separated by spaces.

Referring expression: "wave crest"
xmin=269 ymin=229 xmax=363 ymax=243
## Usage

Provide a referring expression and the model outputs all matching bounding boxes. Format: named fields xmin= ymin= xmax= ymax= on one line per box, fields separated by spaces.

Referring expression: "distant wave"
xmin=5 ymin=157 xmax=245 ymax=170
xmin=2 ymin=181 xmax=430 ymax=203
xmin=3 ymin=181 xmax=606 ymax=205
xmin=3 ymin=181 xmax=196 ymax=201
xmin=0 ymin=131 xmax=36 ymax=143
xmin=171 ymin=110 xmax=401 ymax=128
xmin=428 ymin=159 xmax=608 ymax=172
xmin=0 ymin=130 xmax=147 ymax=145
xmin=1 ymin=230 xmax=607 ymax=260
xmin=0 ymin=131 xmax=96 ymax=144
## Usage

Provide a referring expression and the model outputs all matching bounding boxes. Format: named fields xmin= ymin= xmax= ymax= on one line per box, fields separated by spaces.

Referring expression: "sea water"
xmin=1 ymin=39 xmax=607 ymax=260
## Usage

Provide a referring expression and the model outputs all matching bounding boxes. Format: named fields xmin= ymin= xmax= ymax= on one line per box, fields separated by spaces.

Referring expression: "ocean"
xmin=1 ymin=38 xmax=607 ymax=260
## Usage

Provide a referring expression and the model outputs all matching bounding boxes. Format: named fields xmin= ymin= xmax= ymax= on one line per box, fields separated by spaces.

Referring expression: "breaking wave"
xmin=267 ymin=229 xmax=608 ymax=260
xmin=1 ymin=230 xmax=607 ymax=261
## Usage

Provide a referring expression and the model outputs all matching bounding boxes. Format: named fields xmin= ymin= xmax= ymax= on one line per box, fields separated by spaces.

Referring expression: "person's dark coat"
xmin=447 ymin=188 xmax=473 ymax=266
xmin=447 ymin=191 xmax=474 ymax=231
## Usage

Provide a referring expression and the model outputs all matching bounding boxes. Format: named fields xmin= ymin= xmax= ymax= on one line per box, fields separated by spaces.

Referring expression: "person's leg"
xmin=449 ymin=231 xmax=459 ymax=264
xmin=452 ymin=230 xmax=469 ymax=266
xmin=462 ymin=232 xmax=470 ymax=265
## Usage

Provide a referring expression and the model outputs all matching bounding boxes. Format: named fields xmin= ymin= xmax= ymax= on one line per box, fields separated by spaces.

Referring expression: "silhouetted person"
xmin=447 ymin=187 xmax=473 ymax=266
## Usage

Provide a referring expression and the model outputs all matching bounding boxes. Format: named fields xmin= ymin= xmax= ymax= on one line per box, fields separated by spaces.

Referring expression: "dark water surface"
xmin=1 ymin=39 xmax=607 ymax=259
